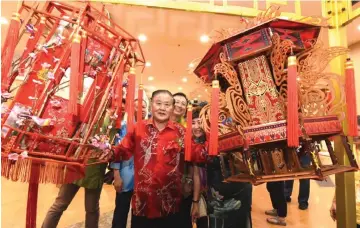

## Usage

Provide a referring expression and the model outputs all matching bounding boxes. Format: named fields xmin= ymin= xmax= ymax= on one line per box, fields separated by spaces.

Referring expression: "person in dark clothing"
xmin=191 ymin=107 xmax=252 ymax=228
xmin=266 ymin=181 xmax=287 ymax=226
xmin=284 ymin=151 xmax=311 ymax=210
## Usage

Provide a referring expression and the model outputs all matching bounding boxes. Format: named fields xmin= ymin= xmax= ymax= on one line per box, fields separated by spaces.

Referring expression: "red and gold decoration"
xmin=209 ymin=80 xmax=220 ymax=156
xmin=126 ymin=67 xmax=136 ymax=132
xmin=1 ymin=12 xmax=21 ymax=92
xmin=1 ymin=2 xmax=146 ymax=227
xmin=286 ymin=55 xmax=299 ymax=147
xmin=193 ymin=6 xmax=358 ymax=184
xmin=185 ymin=104 xmax=193 ymax=161
xmin=345 ymin=58 xmax=358 ymax=137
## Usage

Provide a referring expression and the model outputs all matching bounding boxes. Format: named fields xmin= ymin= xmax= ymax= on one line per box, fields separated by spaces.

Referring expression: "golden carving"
xmin=209 ymin=5 xmax=281 ymax=43
xmin=298 ymin=16 xmax=329 ymax=27
xmin=211 ymin=52 xmax=251 ymax=136
xmin=311 ymin=151 xmax=321 ymax=170
xmin=247 ymin=158 xmax=255 ymax=176
xmin=270 ymin=33 xmax=294 ymax=104
xmin=297 ymin=41 xmax=348 ymax=117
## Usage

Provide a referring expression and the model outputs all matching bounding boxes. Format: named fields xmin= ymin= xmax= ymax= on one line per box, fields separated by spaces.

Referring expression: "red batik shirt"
xmin=113 ymin=119 xmax=186 ymax=218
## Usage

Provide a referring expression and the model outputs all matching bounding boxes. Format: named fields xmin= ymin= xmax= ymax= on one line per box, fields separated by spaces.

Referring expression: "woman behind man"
xmin=191 ymin=104 xmax=253 ymax=228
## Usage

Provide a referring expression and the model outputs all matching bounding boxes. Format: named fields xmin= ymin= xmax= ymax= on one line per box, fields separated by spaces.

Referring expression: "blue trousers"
xmin=284 ymin=154 xmax=311 ymax=205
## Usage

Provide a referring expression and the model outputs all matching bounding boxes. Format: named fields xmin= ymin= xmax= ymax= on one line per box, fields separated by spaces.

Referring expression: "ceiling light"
xmin=200 ymin=34 xmax=209 ymax=43
xmin=278 ymin=16 xmax=289 ymax=20
xmin=358 ymin=25 xmax=360 ymax=31
xmin=149 ymin=85 xmax=156 ymax=91
xmin=188 ymin=63 xmax=195 ymax=68
xmin=182 ymin=77 xmax=188 ymax=83
xmin=148 ymin=76 xmax=154 ymax=81
xmin=145 ymin=62 xmax=151 ymax=67
xmin=138 ymin=34 xmax=147 ymax=42
xmin=178 ymin=87 xmax=183 ymax=91
xmin=0 ymin=17 xmax=8 ymax=25
xmin=197 ymin=95 xmax=202 ymax=98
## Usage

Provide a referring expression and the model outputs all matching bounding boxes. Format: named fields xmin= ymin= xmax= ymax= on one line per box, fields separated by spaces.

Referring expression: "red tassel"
xmin=287 ymin=56 xmax=299 ymax=147
xmin=115 ymin=64 xmax=125 ymax=128
xmin=185 ymin=105 xmax=193 ymax=161
xmin=137 ymin=84 xmax=144 ymax=122
xmin=1 ymin=13 xmax=21 ymax=92
xmin=79 ymin=31 xmax=87 ymax=96
xmin=26 ymin=162 xmax=40 ymax=228
xmin=20 ymin=17 xmax=46 ymax=64
xmin=209 ymin=80 xmax=220 ymax=156
xmin=68 ymin=34 xmax=81 ymax=117
xmin=345 ymin=59 xmax=358 ymax=137
xmin=126 ymin=67 xmax=136 ymax=132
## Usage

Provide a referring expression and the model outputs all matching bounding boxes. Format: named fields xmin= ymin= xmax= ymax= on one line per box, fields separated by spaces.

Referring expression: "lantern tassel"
xmin=126 ymin=67 xmax=136 ymax=132
xmin=185 ymin=105 xmax=193 ymax=161
xmin=68 ymin=34 xmax=81 ymax=117
xmin=79 ymin=31 xmax=87 ymax=96
xmin=115 ymin=64 xmax=125 ymax=128
xmin=137 ymin=84 xmax=144 ymax=122
xmin=209 ymin=80 xmax=220 ymax=156
xmin=1 ymin=13 xmax=21 ymax=92
xmin=286 ymin=55 xmax=299 ymax=147
xmin=345 ymin=58 xmax=358 ymax=137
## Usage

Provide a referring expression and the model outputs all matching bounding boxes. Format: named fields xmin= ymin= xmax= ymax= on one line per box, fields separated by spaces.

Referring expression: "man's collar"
xmin=145 ymin=118 xmax=176 ymax=130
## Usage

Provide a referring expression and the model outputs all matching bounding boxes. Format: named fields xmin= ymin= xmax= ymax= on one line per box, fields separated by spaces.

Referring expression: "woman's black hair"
xmin=173 ymin=92 xmax=188 ymax=105
xmin=151 ymin=90 xmax=174 ymax=104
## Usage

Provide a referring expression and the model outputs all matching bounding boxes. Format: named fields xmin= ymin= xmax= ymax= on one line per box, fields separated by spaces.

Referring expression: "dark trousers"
xmin=112 ymin=191 xmax=133 ymax=228
xmin=179 ymin=196 xmax=193 ymax=228
xmin=131 ymin=213 xmax=182 ymax=228
xmin=266 ymin=181 xmax=287 ymax=217
xmin=42 ymin=184 xmax=102 ymax=228
xmin=209 ymin=210 xmax=252 ymax=228
xmin=284 ymin=179 xmax=310 ymax=206
xmin=284 ymin=154 xmax=311 ymax=206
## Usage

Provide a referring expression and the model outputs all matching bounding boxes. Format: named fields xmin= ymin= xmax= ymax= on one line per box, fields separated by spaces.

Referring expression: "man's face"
xmin=192 ymin=117 xmax=204 ymax=138
xmin=173 ymin=95 xmax=187 ymax=118
xmin=134 ymin=100 xmax=147 ymax=119
xmin=151 ymin=93 xmax=174 ymax=123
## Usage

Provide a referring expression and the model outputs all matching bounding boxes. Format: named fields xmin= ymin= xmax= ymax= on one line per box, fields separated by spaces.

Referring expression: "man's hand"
xmin=330 ymin=200 xmax=336 ymax=221
xmin=113 ymin=170 xmax=123 ymax=193
xmin=191 ymin=202 xmax=200 ymax=222
xmin=98 ymin=148 xmax=114 ymax=161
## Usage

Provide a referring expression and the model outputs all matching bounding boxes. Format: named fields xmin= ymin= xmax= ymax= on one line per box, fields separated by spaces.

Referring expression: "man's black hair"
xmin=173 ymin=92 xmax=188 ymax=105
xmin=151 ymin=90 xmax=174 ymax=104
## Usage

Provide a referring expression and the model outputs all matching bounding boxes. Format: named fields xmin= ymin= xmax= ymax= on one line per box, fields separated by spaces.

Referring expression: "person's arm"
xmin=330 ymin=193 xmax=336 ymax=221
xmin=191 ymin=165 xmax=201 ymax=221
xmin=112 ymin=123 xmax=136 ymax=162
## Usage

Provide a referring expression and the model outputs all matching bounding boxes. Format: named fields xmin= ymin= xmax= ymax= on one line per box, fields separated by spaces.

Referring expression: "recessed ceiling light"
xmin=138 ymin=34 xmax=147 ymax=42
xmin=188 ymin=63 xmax=195 ymax=68
xmin=178 ymin=87 xmax=183 ymax=91
xmin=200 ymin=34 xmax=209 ymax=43
xmin=182 ymin=77 xmax=188 ymax=83
xmin=148 ymin=76 xmax=154 ymax=81
xmin=0 ymin=17 xmax=8 ymax=25
xmin=205 ymin=89 xmax=208 ymax=92
xmin=145 ymin=62 xmax=151 ymax=67
xmin=198 ymin=95 xmax=202 ymax=98
xmin=358 ymin=25 xmax=360 ymax=31
xmin=149 ymin=85 xmax=156 ymax=91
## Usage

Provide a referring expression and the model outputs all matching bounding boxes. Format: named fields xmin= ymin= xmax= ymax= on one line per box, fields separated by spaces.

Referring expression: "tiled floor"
xmin=1 ymin=155 xmax=340 ymax=228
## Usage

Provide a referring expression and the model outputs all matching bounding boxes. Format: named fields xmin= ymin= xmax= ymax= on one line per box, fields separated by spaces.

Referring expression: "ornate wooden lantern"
xmin=193 ymin=7 xmax=358 ymax=184
xmin=1 ymin=2 xmax=145 ymax=227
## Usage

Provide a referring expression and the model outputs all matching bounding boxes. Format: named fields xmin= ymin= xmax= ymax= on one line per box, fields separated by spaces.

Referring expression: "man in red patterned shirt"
xmin=112 ymin=90 xmax=188 ymax=228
